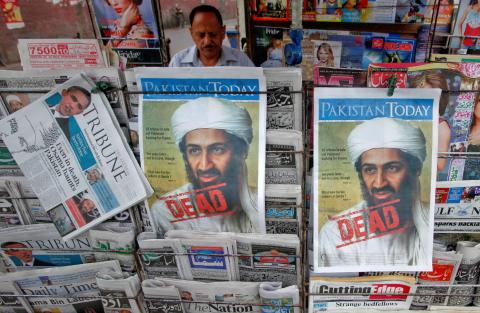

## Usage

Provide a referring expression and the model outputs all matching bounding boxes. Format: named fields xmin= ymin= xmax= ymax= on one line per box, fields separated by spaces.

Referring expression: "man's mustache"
xmin=371 ymin=186 xmax=396 ymax=194
xmin=202 ymin=44 xmax=216 ymax=49
xmin=197 ymin=168 xmax=221 ymax=178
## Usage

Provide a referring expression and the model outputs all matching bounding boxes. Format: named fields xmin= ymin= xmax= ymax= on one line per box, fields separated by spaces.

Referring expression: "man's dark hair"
xmin=354 ymin=150 xmax=423 ymax=176
xmin=1 ymin=242 xmax=26 ymax=249
xmin=66 ymin=85 xmax=92 ymax=105
xmin=189 ymin=5 xmax=223 ymax=26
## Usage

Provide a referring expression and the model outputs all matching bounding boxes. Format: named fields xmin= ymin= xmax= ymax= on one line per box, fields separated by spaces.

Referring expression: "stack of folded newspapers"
xmin=264 ymin=68 xmax=304 ymax=235
xmin=96 ymin=271 xmax=144 ymax=313
xmin=0 ymin=73 xmax=152 ymax=240
xmin=0 ymin=214 xmax=137 ymax=273
xmin=141 ymin=278 xmax=300 ymax=313
xmin=0 ymin=260 xmax=122 ymax=313
xmin=138 ymin=230 xmax=300 ymax=287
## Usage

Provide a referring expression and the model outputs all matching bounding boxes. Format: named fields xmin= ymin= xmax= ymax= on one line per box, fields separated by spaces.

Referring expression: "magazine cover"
xmin=90 ymin=0 xmax=163 ymax=64
xmin=362 ymin=37 xmax=416 ymax=68
xmin=396 ymin=0 xmax=428 ymax=23
xmin=313 ymin=87 xmax=439 ymax=272
xmin=316 ymin=0 xmax=396 ymax=23
xmin=304 ymin=0 xmax=317 ymax=20
xmin=368 ymin=63 xmax=480 ymax=181
xmin=450 ymin=0 xmax=480 ymax=50
xmin=313 ymin=67 xmax=367 ymax=86
xmin=251 ymin=0 xmax=290 ymax=20
xmin=136 ymin=67 xmax=267 ymax=236
xmin=312 ymin=40 xmax=342 ymax=68
xmin=253 ymin=26 xmax=286 ymax=68
xmin=424 ymin=0 xmax=454 ymax=24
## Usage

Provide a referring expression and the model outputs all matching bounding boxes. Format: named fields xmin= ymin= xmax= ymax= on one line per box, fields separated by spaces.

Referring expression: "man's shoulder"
xmin=169 ymin=46 xmax=195 ymax=67
xmin=223 ymin=46 xmax=254 ymax=66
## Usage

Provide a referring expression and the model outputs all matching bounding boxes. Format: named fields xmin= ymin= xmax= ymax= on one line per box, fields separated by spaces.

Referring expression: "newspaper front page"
xmin=313 ymin=87 xmax=439 ymax=272
xmin=309 ymin=275 xmax=416 ymax=312
xmin=0 ymin=224 xmax=94 ymax=272
xmin=17 ymin=39 xmax=107 ymax=70
xmin=0 ymin=74 xmax=152 ymax=240
xmin=0 ymin=260 xmax=122 ymax=313
xmin=0 ymin=68 xmax=130 ymax=127
xmin=411 ymin=250 xmax=462 ymax=309
xmin=96 ymin=272 xmax=143 ymax=313
xmin=147 ymin=278 xmax=262 ymax=313
xmin=263 ymin=68 xmax=302 ymax=131
xmin=265 ymin=184 xmax=302 ymax=235
xmin=142 ymin=279 xmax=185 ymax=313
xmin=435 ymin=181 xmax=480 ymax=232
xmin=136 ymin=67 xmax=267 ymax=235
xmin=260 ymin=283 xmax=300 ymax=313
xmin=266 ymin=130 xmax=303 ymax=185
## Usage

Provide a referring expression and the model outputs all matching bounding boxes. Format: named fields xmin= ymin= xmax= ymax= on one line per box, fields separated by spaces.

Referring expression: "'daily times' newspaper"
xmin=0 ymin=260 xmax=122 ymax=313
xmin=313 ymin=88 xmax=440 ymax=272
xmin=0 ymin=73 xmax=152 ymax=240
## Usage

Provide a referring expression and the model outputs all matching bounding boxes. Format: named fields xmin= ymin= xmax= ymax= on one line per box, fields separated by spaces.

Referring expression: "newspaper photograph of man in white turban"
xmin=135 ymin=67 xmax=267 ymax=236
xmin=313 ymin=87 xmax=440 ymax=272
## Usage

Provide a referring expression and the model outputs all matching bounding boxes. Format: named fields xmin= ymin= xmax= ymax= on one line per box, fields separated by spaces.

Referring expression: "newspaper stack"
xmin=263 ymin=68 xmax=303 ymax=237
xmin=138 ymin=230 xmax=300 ymax=287
xmin=0 ymin=260 xmax=121 ymax=313
xmin=142 ymin=278 xmax=262 ymax=313
xmin=0 ymin=171 xmax=37 ymax=227
xmin=260 ymin=282 xmax=300 ymax=313
xmin=411 ymin=250 xmax=463 ymax=309
xmin=0 ymin=73 xmax=152 ymax=240
xmin=142 ymin=278 xmax=185 ymax=313
xmin=0 ymin=220 xmax=137 ymax=273
xmin=309 ymin=275 xmax=417 ymax=311
xmin=448 ymin=241 xmax=480 ymax=306
xmin=265 ymin=184 xmax=302 ymax=235
xmin=265 ymin=130 xmax=303 ymax=236
xmin=96 ymin=271 xmax=143 ymax=313
xmin=263 ymin=68 xmax=302 ymax=132
xmin=266 ymin=130 xmax=303 ymax=186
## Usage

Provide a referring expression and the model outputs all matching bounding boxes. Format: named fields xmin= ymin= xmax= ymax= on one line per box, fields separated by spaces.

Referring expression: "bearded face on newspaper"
xmin=137 ymin=68 xmax=267 ymax=236
xmin=313 ymin=88 xmax=439 ymax=273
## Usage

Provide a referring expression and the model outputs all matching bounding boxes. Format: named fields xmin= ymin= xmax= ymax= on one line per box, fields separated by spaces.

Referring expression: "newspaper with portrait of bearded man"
xmin=135 ymin=67 xmax=267 ymax=236
xmin=313 ymin=88 xmax=440 ymax=272
xmin=0 ymin=73 xmax=152 ymax=240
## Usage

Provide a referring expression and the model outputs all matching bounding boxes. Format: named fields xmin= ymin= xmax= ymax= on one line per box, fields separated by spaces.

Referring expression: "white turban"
xmin=5 ymin=95 xmax=21 ymax=104
xmin=171 ymin=97 xmax=253 ymax=146
xmin=347 ymin=117 xmax=426 ymax=164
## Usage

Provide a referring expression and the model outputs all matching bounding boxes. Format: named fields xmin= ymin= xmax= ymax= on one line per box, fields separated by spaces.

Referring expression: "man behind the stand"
xmin=169 ymin=5 xmax=254 ymax=67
